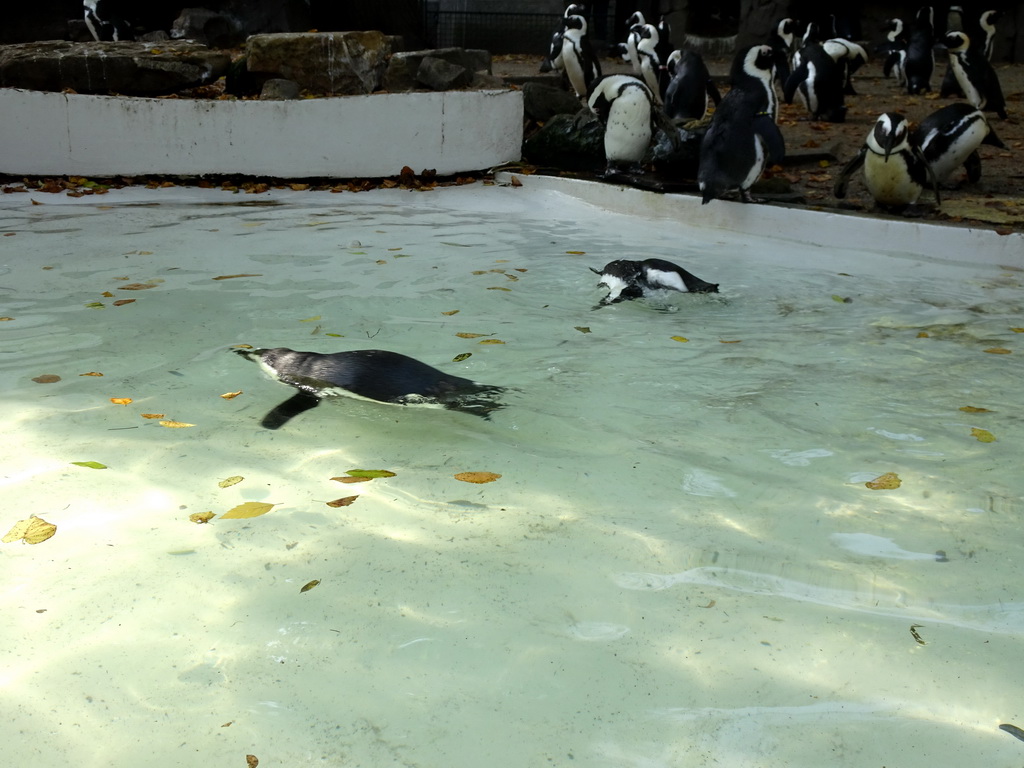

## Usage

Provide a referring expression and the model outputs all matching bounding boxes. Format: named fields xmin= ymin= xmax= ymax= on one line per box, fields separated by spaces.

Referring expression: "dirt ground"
xmin=494 ymin=52 xmax=1024 ymax=235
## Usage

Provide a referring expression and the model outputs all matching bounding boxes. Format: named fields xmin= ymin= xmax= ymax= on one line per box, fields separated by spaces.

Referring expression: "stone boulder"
xmin=523 ymin=111 xmax=605 ymax=171
xmin=246 ymin=31 xmax=395 ymax=95
xmin=522 ymin=82 xmax=583 ymax=122
xmin=0 ymin=40 xmax=230 ymax=95
xmin=416 ymin=57 xmax=472 ymax=91
xmin=171 ymin=8 xmax=245 ymax=49
xmin=383 ymin=48 xmax=491 ymax=92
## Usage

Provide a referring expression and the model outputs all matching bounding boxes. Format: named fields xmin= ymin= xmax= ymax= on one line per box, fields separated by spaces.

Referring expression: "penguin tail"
xmin=589 ymin=267 xmax=602 ymax=275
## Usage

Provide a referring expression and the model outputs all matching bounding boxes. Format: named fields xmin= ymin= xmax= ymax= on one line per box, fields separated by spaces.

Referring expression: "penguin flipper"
xmin=753 ymin=115 xmax=786 ymax=165
xmin=964 ymin=150 xmax=982 ymax=184
xmin=983 ymin=126 xmax=1006 ymax=149
xmin=833 ymin=147 xmax=866 ymax=199
xmin=261 ymin=392 xmax=322 ymax=430
xmin=914 ymin=145 xmax=941 ymax=207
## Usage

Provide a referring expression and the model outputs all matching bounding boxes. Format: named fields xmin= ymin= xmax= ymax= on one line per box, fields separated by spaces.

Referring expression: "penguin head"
xmin=626 ymin=11 xmax=645 ymax=28
xmin=868 ymin=113 xmax=910 ymax=161
xmin=885 ymin=18 xmax=903 ymax=40
xmin=564 ymin=3 xmax=586 ymax=18
xmin=564 ymin=14 xmax=586 ymax=33
xmin=942 ymin=31 xmax=970 ymax=53
xmin=732 ymin=45 xmax=775 ymax=85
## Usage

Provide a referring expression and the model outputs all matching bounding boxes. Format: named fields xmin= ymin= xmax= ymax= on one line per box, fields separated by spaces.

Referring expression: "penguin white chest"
xmin=864 ymin=151 xmax=922 ymax=206
xmin=604 ymin=90 xmax=652 ymax=162
xmin=950 ymin=57 xmax=983 ymax=108
xmin=740 ymin=134 xmax=768 ymax=192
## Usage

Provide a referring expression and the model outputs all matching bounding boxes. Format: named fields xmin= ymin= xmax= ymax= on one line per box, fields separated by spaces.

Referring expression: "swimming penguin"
xmin=235 ymin=347 xmax=506 ymax=429
xmin=784 ymin=42 xmax=847 ymax=122
xmin=904 ymin=6 xmax=934 ymax=94
xmin=663 ymin=49 xmax=720 ymax=122
xmin=880 ymin=18 xmax=908 ymax=87
xmin=914 ymin=103 xmax=1005 ymax=185
xmin=561 ymin=13 xmax=602 ymax=99
xmin=590 ymin=258 xmax=719 ymax=306
xmin=587 ymin=74 xmax=657 ymax=173
xmin=83 ymin=0 xmax=133 ymax=41
xmin=942 ymin=31 xmax=1007 ymax=119
xmin=833 ymin=112 xmax=940 ymax=211
xmin=698 ymin=45 xmax=785 ymax=204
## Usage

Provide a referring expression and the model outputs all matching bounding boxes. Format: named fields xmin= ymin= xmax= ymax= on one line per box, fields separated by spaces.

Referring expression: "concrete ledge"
xmin=0 ymin=87 xmax=523 ymax=178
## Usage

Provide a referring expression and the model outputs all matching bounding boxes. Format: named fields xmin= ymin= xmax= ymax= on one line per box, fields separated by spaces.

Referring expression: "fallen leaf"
xmin=719 ymin=339 xmax=742 ymax=344
xmin=454 ymin=471 xmax=501 ymax=484
xmin=565 ymin=250 xmax=586 ymax=255
xmin=221 ymin=501 xmax=277 ymax=519
xmin=456 ymin=332 xmax=490 ymax=339
xmin=220 ymin=391 xmax=243 ymax=399
xmin=299 ymin=315 xmax=321 ymax=322
xmin=983 ymin=348 xmax=1012 ymax=354
xmin=110 ymin=397 xmax=133 ymax=405
xmin=670 ymin=336 xmax=689 ymax=343
xmin=79 ymin=372 xmax=104 ymax=376
xmin=917 ymin=332 xmax=929 ymax=338
xmin=574 ymin=326 xmax=591 ymax=333
xmin=2 ymin=516 xmax=57 ymax=545
xmin=218 ymin=475 xmax=244 ymax=488
xmin=189 ymin=511 xmax=215 ymax=524
xmin=971 ymin=427 xmax=996 ymax=443
xmin=331 ymin=476 xmax=372 ymax=484
xmin=300 ymin=579 xmax=321 ymax=593
xmin=509 ymin=176 xmax=522 ymax=187
xmin=832 ymin=295 xmax=852 ymax=303
xmin=247 ymin=756 xmax=259 ymax=768
xmin=159 ymin=420 xmax=195 ymax=428
xmin=32 ymin=374 xmax=61 ymax=384
xmin=112 ymin=299 xmax=135 ymax=307
xmin=118 ymin=283 xmax=159 ymax=290
xmin=959 ymin=406 xmax=991 ymax=413
xmin=0 ymin=317 xmax=13 ymax=321
xmin=326 ymin=496 xmax=358 ymax=507
xmin=101 ymin=291 xmax=114 ymax=297
xmin=71 ymin=461 xmax=107 ymax=469
xmin=452 ymin=352 xmax=472 ymax=362
xmin=487 ymin=286 xmax=512 ymax=291
xmin=84 ymin=302 xmax=105 ymax=308
xmin=344 ymin=469 xmax=396 ymax=478
xmin=865 ymin=472 xmax=901 ymax=490
xmin=1010 ymin=327 xmax=1024 ymax=333
xmin=441 ymin=310 xmax=460 ymax=316
xmin=141 ymin=413 xmax=165 ymax=419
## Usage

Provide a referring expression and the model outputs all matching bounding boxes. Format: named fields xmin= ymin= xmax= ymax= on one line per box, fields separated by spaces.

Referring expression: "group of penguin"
xmin=543 ymin=4 xmax=1010 ymax=211
xmin=236 ymin=257 xmax=718 ymax=429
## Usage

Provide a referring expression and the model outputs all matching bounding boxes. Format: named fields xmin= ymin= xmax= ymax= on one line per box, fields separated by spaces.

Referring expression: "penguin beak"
xmin=882 ymin=131 xmax=897 ymax=162
xmin=233 ymin=347 xmax=263 ymax=362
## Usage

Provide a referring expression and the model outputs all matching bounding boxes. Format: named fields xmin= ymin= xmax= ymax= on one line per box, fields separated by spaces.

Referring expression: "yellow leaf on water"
xmin=456 ymin=332 xmax=489 ymax=338
xmin=959 ymin=406 xmax=991 ymax=413
xmin=331 ymin=476 xmax=372 ymax=484
xmin=719 ymin=339 xmax=742 ymax=344
xmin=983 ymin=348 xmax=1012 ymax=354
xmin=917 ymin=332 xmax=929 ymax=338
xmin=189 ymin=511 xmax=215 ymax=524
xmin=300 ymin=316 xmax=321 ymax=322
xmin=479 ymin=338 xmax=505 ymax=344
xmin=1010 ymin=328 xmax=1024 ymax=333
xmin=565 ymin=250 xmax=586 ymax=255
xmin=211 ymin=274 xmax=263 ymax=280
xmin=159 ymin=420 xmax=195 ymax=428
xmin=575 ymin=326 xmax=591 ymax=334
xmin=218 ymin=475 xmax=244 ymax=488
xmin=971 ymin=428 xmax=996 ymax=443
xmin=221 ymin=501 xmax=277 ymax=519
xmin=487 ymin=286 xmax=512 ymax=291
xmin=671 ymin=336 xmax=689 ymax=343
xmin=32 ymin=374 xmax=61 ymax=383
xmin=453 ymin=352 xmax=472 ymax=362
xmin=3 ymin=516 xmax=57 ymax=545
xmin=454 ymin=471 xmax=501 ymax=484
xmin=344 ymin=469 xmax=396 ymax=478
xmin=441 ymin=310 xmax=460 ymax=316
xmin=71 ymin=461 xmax=107 ymax=469
xmin=220 ymin=391 xmax=243 ymax=399
xmin=79 ymin=372 xmax=104 ymax=376
xmin=300 ymin=579 xmax=321 ymax=592
xmin=141 ymin=413 xmax=165 ymax=419
xmin=110 ymin=397 xmax=132 ymax=405
xmin=326 ymin=496 xmax=358 ymax=507
xmin=865 ymin=472 xmax=901 ymax=490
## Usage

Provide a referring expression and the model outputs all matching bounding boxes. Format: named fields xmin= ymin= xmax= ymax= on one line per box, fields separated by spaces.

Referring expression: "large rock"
xmin=0 ymin=40 xmax=230 ymax=95
xmin=522 ymin=82 xmax=583 ymax=122
xmin=246 ymin=31 xmax=395 ymax=95
xmin=383 ymin=48 xmax=491 ymax=92
xmin=523 ymin=111 xmax=605 ymax=171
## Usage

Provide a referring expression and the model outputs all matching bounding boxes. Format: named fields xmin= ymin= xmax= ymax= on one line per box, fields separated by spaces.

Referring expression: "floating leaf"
xmin=221 ymin=501 xmax=277 ymax=519
xmin=917 ymin=331 xmax=929 ymax=338
xmin=101 ymin=291 xmax=114 ymax=297
xmin=79 ymin=372 xmax=104 ymax=376
xmin=246 ymin=756 xmax=259 ymax=768
xmin=110 ymin=397 xmax=133 ymax=405
xmin=670 ymin=336 xmax=689 ymax=343
xmin=72 ymin=461 xmax=107 ymax=469
xmin=1010 ymin=328 xmax=1024 ymax=333
xmin=574 ymin=326 xmax=591 ymax=334
xmin=141 ymin=413 xmax=165 ymax=419
xmin=300 ymin=579 xmax=321 ymax=593
xmin=719 ymin=340 xmax=742 ymax=344
xmin=865 ymin=472 xmax=901 ymax=490
xmin=452 ymin=352 xmax=472 ymax=362
xmin=454 ymin=471 xmax=501 ymax=484
xmin=218 ymin=475 xmax=244 ymax=488
xmin=331 ymin=476 xmax=372 ymax=484
xmin=831 ymin=295 xmax=852 ymax=303
xmin=971 ymin=428 xmax=996 ymax=443
xmin=983 ymin=348 xmax=1012 ymax=354
xmin=189 ymin=511 xmax=215 ymax=524
xmin=85 ymin=301 xmax=105 ymax=309
xmin=344 ymin=469 xmax=396 ymax=479
xmin=32 ymin=374 xmax=61 ymax=384
xmin=326 ymin=496 xmax=358 ymax=507
xmin=159 ymin=420 xmax=195 ymax=428
xmin=565 ymin=250 xmax=586 ymax=255
xmin=442 ymin=310 xmax=460 ymax=316
xmin=2 ymin=516 xmax=57 ymax=545
xmin=299 ymin=316 xmax=321 ymax=322
xmin=479 ymin=339 xmax=505 ymax=345
xmin=118 ymin=283 xmax=159 ymax=291
xmin=211 ymin=274 xmax=263 ymax=280
xmin=456 ymin=332 xmax=489 ymax=339
xmin=220 ymin=390 xmax=243 ymax=400
xmin=487 ymin=286 xmax=512 ymax=291
xmin=960 ymin=405 xmax=991 ymax=413
xmin=0 ymin=317 xmax=13 ymax=321
xmin=112 ymin=299 xmax=135 ymax=307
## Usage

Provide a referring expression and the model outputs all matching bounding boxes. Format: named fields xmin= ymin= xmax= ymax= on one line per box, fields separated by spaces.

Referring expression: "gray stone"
xmin=522 ymin=111 xmax=605 ymax=171
xmin=0 ymin=40 xmax=231 ymax=95
xmin=522 ymin=82 xmax=583 ymax=122
xmin=246 ymin=31 xmax=395 ymax=95
xmin=384 ymin=48 xmax=491 ymax=92
xmin=171 ymin=8 xmax=244 ymax=49
xmin=470 ymin=72 xmax=505 ymax=89
xmin=260 ymin=78 xmax=301 ymax=100
xmin=416 ymin=57 xmax=471 ymax=91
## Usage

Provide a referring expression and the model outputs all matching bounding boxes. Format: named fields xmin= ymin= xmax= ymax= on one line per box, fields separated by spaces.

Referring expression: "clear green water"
xmin=1 ymin=184 xmax=1022 ymax=767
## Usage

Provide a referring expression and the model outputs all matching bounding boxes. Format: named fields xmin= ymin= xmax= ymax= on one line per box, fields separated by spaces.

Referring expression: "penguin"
xmin=634 ymin=24 xmax=664 ymax=103
xmin=561 ymin=13 xmax=602 ymax=99
xmin=654 ymin=15 xmax=674 ymax=76
xmin=904 ymin=6 xmax=934 ymax=95
xmin=590 ymin=258 xmax=719 ymax=306
xmin=879 ymin=18 xmax=908 ymax=87
xmin=663 ymin=49 xmax=720 ymax=122
xmin=914 ymin=103 xmax=1006 ymax=185
xmin=784 ymin=42 xmax=847 ymax=122
xmin=588 ymin=74 xmax=658 ymax=174
xmin=942 ymin=31 xmax=1007 ymax=119
xmin=822 ymin=37 xmax=868 ymax=95
xmin=833 ymin=112 xmax=940 ymax=211
xmin=977 ymin=10 xmax=1002 ymax=60
xmin=624 ymin=11 xmax=646 ymax=75
xmin=235 ymin=347 xmax=506 ymax=429
xmin=541 ymin=3 xmax=588 ymax=73
xmin=83 ymin=0 xmax=133 ymax=41
xmin=767 ymin=17 xmax=800 ymax=87
xmin=698 ymin=45 xmax=785 ymax=204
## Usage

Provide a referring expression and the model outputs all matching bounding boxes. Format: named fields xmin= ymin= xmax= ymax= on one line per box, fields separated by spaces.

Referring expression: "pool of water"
xmin=2 ymin=183 xmax=1023 ymax=767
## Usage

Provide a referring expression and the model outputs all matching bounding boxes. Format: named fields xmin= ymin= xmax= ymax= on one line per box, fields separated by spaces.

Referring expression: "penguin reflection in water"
xmin=590 ymin=258 xmax=719 ymax=307
xmin=235 ymin=347 xmax=506 ymax=429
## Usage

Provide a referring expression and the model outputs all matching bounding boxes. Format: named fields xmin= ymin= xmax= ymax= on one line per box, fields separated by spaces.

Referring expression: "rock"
xmin=522 ymin=82 xmax=583 ymax=122
xmin=470 ymin=72 xmax=505 ymax=89
xmin=260 ymin=78 xmax=301 ymax=100
xmin=647 ymin=125 xmax=707 ymax=179
xmin=171 ymin=8 xmax=244 ymax=48
xmin=523 ymin=111 xmax=605 ymax=171
xmin=416 ymin=57 xmax=471 ymax=90
xmin=383 ymin=48 xmax=491 ymax=92
xmin=246 ymin=31 xmax=395 ymax=95
xmin=0 ymin=40 xmax=231 ymax=95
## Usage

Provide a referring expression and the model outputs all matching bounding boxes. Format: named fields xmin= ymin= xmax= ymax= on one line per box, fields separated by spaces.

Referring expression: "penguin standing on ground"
xmin=624 ymin=12 xmax=646 ymax=75
xmin=822 ymin=37 xmax=868 ymax=95
xmin=540 ymin=3 xmax=586 ymax=73
xmin=561 ymin=13 xmax=602 ymax=100
xmin=588 ymin=74 xmax=657 ymax=174
xmin=590 ymin=258 xmax=719 ymax=306
xmin=767 ymin=17 xmax=800 ymax=87
xmin=904 ymin=7 xmax=935 ymax=94
xmin=235 ymin=347 xmax=506 ymax=429
xmin=976 ymin=10 xmax=1002 ymax=60
xmin=834 ymin=112 xmax=939 ymax=211
xmin=943 ymin=31 xmax=1007 ymax=119
xmin=698 ymin=45 xmax=785 ymax=204
xmin=635 ymin=24 xmax=664 ymax=103
xmin=880 ymin=18 xmax=908 ymax=87
xmin=663 ymin=49 xmax=720 ymax=122
xmin=914 ymin=103 xmax=1005 ymax=185
xmin=83 ymin=0 xmax=133 ymax=41
xmin=784 ymin=42 xmax=847 ymax=122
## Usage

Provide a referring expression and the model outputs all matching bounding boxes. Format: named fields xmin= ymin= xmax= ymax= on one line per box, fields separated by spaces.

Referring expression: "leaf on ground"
xmin=670 ymin=336 xmax=689 ymax=343
xmin=159 ymin=420 xmax=195 ymax=428
xmin=960 ymin=405 xmax=991 ymax=413
xmin=141 ymin=413 xmax=165 ymax=419
xmin=220 ymin=390 xmax=243 ymax=399
xmin=326 ymin=496 xmax=358 ymax=507
xmin=452 ymin=352 xmax=472 ymax=362
xmin=865 ymin=472 xmax=901 ymax=490
xmin=211 ymin=274 xmax=263 ymax=280
xmin=2 ymin=516 xmax=57 ymax=545
xmin=300 ymin=579 xmax=321 ymax=593
xmin=983 ymin=348 xmax=1012 ymax=354
xmin=218 ymin=475 xmax=244 ymax=488
xmin=72 ymin=461 xmax=107 ymax=469
xmin=221 ymin=501 xmax=277 ymax=519
xmin=344 ymin=469 xmax=396 ymax=479
xmin=32 ymin=374 xmax=61 ymax=383
xmin=971 ymin=427 xmax=996 ymax=443
xmin=112 ymin=299 xmax=136 ymax=307
xmin=110 ymin=397 xmax=133 ymax=405
xmin=189 ymin=511 xmax=215 ymax=524
xmin=454 ymin=471 xmax=501 ymax=484
xmin=456 ymin=332 xmax=490 ymax=338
